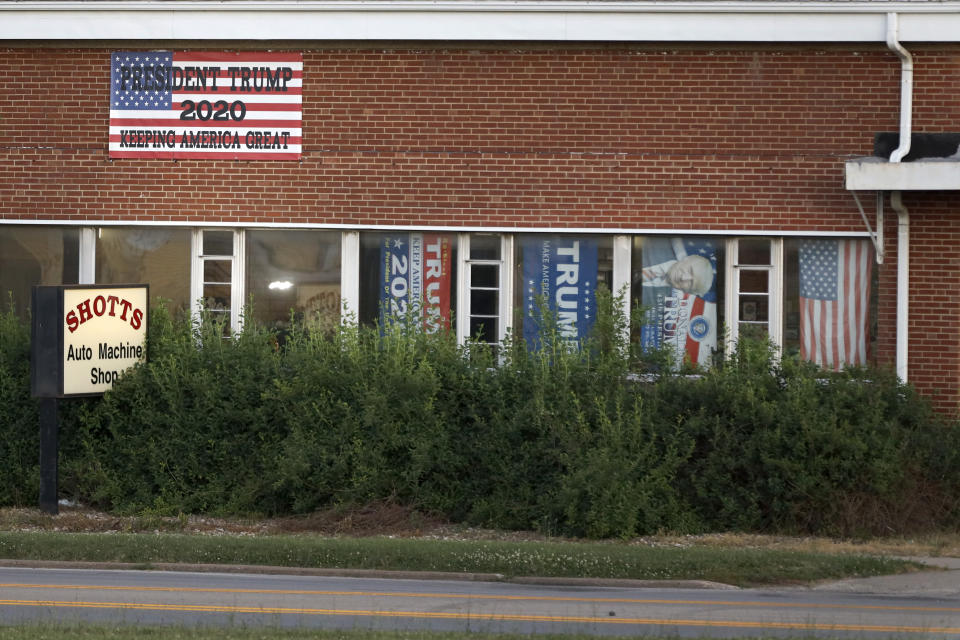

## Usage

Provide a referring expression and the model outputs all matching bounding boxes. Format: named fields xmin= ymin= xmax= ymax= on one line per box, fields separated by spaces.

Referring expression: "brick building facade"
xmin=2 ymin=2 xmax=959 ymax=412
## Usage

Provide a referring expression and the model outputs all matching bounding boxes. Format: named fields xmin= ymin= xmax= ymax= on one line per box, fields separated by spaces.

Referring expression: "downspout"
xmin=887 ymin=12 xmax=912 ymax=383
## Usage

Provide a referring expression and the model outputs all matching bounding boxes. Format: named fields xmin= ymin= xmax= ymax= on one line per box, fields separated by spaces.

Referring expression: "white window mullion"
xmin=232 ymin=228 xmax=245 ymax=334
xmin=770 ymin=238 xmax=784 ymax=351
xmin=612 ymin=234 xmax=632 ymax=346
xmin=724 ymin=238 xmax=738 ymax=354
xmin=340 ymin=231 xmax=360 ymax=323
xmin=455 ymin=232 xmax=471 ymax=346
xmin=190 ymin=229 xmax=203 ymax=328
xmin=498 ymin=233 xmax=514 ymax=343
xmin=79 ymin=228 xmax=96 ymax=285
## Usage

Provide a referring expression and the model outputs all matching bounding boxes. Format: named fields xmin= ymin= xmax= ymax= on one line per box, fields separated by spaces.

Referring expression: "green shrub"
xmin=0 ymin=305 xmax=39 ymax=506
xmin=67 ymin=305 xmax=285 ymax=515
xmin=0 ymin=292 xmax=957 ymax=538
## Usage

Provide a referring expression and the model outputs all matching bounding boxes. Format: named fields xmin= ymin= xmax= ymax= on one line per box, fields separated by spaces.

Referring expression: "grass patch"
xmin=0 ymin=531 xmax=917 ymax=587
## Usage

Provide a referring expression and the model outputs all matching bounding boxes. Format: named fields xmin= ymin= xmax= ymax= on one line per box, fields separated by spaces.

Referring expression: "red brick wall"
xmin=1 ymin=44 xmax=958 ymax=411
xmin=0 ymin=45 xmax=905 ymax=227
xmin=877 ymin=192 xmax=960 ymax=415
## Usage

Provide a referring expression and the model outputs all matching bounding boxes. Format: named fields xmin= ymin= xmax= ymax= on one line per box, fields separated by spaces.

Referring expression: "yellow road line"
xmin=0 ymin=598 xmax=959 ymax=634
xmin=0 ymin=583 xmax=958 ymax=614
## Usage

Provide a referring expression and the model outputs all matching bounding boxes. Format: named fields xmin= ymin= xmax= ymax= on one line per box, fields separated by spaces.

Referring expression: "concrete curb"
xmin=0 ymin=559 xmax=738 ymax=589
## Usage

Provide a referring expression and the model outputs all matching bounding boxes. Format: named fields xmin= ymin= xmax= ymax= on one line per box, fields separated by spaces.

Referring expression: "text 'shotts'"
xmin=62 ymin=287 xmax=148 ymax=395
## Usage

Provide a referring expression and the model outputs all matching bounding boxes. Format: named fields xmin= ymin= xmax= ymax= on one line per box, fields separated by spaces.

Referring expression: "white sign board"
xmin=62 ymin=286 xmax=148 ymax=395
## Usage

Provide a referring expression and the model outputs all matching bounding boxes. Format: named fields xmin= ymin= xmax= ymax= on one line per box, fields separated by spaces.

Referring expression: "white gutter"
xmin=887 ymin=12 xmax=912 ymax=384
xmin=6 ymin=1 xmax=960 ymax=42
xmin=891 ymin=191 xmax=909 ymax=383
xmin=887 ymin=13 xmax=913 ymax=164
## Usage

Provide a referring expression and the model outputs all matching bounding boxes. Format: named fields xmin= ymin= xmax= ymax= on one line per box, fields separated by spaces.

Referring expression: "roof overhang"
xmin=6 ymin=1 xmax=960 ymax=43
xmin=846 ymin=157 xmax=960 ymax=191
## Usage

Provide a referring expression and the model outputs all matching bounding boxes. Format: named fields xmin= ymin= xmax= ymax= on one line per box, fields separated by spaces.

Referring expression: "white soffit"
xmin=3 ymin=2 xmax=960 ymax=42
xmin=846 ymin=158 xmax=960 ymax=191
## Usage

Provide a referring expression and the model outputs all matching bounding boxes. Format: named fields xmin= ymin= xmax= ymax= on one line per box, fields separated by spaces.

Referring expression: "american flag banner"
xmin=109 ymin=51 xmax=302 ymax=160
xmin=799 ymin=239 xmax=872 ymax=370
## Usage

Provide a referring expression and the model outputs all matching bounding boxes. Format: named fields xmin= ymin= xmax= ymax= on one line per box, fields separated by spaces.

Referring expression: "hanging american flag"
xmin=109 ymin=51 xmax=302 ymax=160
xmin=799 ymin=239 xmax=872 ymax=370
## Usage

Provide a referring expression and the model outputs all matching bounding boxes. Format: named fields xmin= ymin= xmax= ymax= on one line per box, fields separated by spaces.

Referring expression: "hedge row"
xmin=2 ymin=295 xmax=958 ymax=538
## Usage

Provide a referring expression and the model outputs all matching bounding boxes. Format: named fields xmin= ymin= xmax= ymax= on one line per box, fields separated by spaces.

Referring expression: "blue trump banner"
xmin=522 ymin=236 xmax=599 ymax=348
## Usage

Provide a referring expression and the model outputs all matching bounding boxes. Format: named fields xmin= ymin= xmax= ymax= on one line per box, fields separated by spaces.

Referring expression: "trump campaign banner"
xmin=522 ymin=236 xmax=599 ymax=348
xmin=109 ymin=51 xmax=302 ymax=159
xmin=379 ymin=234 xmax=453 ymax=332
xmin=638 ymin=237 xmax=718 ymax=368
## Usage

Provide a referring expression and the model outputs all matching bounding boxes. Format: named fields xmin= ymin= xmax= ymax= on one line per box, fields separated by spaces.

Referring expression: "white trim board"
xmin=4 ymin=2 xmax=960 ymax=43
xmin=0 ymin=219 xmax=871 ymax=237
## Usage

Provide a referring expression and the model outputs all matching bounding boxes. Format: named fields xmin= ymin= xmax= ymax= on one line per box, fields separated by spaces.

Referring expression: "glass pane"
xmin=782 ymin=240 xmax=801 ymax=351
xmin=246 ymin=230 xmax=341 ymax=331
xmin=96 ymin=228 xmax=190 ymax=313
xmin=470 ymin=289 xmax=498 ymax=316
xmin=202 ymin=230 xmax=233 ymax=256
xmin=203 ymin=260 xmax=231 ymax=283
xmin=738 ymin=294 xmax=769 ymax=322
xmin=202 ymin=284 xmax=231 ymax=311
xmin=0 ymin=226 xmax=79 ymax=318
xmin=471 ymin=264 xmax=498 ymax=288
xmin=738 ymin=238 xmax=770 ymax=266
xmin=470 ymin=234 xmax=500 ymax=260
xmin=206 ymin=309 xmax=232 ymax=336
xmin=470 ymin=317 xmax=498 ymax=343
xmin=739 ymin=323 xmax=769 ymax=341
xmin=739 ymin=269 xmax=768 ymax=294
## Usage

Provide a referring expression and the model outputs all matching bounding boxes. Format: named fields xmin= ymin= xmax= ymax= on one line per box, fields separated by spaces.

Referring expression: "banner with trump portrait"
xmin=637 ymin=237 xmax=719 ymax=368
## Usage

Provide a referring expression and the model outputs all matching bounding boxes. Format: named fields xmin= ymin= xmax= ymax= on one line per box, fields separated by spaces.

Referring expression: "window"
xmin=725 ymin=237 xmax=782 ymax=349
xmin=192 ymin=229 xmax=242 ymax=333
xmin=463 ymin=233 xmax=508 ymax=347
xmin=245 ymin=230 xmax=341 ymax=333
xmin=95 ymin=227 xmax=191 ymax=313
xmin=630 ymin=235 xmax=873 ymax=371
xmin=0 ymin=226 xmax=79 ymax=318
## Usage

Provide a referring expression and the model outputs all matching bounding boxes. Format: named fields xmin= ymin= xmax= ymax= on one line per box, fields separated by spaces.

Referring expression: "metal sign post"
xmin=30 ymin=284 xmax=148 ymax=516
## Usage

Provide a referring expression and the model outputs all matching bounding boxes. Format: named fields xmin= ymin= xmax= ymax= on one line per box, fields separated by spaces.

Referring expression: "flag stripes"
xmin=109 ymin=51 xmax=302 ymax=160
xmin=799 ymin=239 xmax=871 ymax=370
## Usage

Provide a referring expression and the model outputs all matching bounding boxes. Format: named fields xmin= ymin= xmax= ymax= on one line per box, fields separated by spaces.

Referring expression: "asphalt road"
xmin=0 ymin=565 xmax=959 ymax=638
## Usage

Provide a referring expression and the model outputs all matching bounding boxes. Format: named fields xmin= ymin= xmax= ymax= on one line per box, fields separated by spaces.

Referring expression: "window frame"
xmin=456 ymin=232 xmax=513 ymax=346
xmin=724 ymin=237 xmax=784 ymax=354
xmin=191 ymin=228 xmax=245 ymax=334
